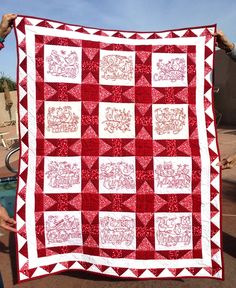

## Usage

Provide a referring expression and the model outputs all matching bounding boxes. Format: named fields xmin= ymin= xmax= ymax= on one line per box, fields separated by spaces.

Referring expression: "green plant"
xmin=0 ymin=74 xmax=16 ymax=92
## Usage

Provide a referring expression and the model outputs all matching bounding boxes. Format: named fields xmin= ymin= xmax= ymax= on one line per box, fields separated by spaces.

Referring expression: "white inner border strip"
xmin=24 ymin=25 xmax=212 ymax=269
xmin=196 ymin=39 xmax=211 ymax=264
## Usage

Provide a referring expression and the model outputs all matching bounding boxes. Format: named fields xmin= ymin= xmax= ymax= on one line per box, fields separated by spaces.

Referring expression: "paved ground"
xmin=0 ymin=125 xmax=235 ymax=288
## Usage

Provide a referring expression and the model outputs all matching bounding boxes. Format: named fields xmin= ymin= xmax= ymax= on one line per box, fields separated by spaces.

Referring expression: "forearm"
xmin=0 ymin=27 xmax=4 ymax=38
xmin=0 ymin=13 xmax=17 ymax=50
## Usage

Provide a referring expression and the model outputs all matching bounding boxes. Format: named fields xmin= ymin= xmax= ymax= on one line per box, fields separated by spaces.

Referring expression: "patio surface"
xmin=0 ymin=125 xmax=235 ymax=288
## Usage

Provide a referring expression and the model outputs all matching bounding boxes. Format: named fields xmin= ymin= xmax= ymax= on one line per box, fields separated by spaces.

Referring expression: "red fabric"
xmin=14 ymin=16 xmax=223 ymax=282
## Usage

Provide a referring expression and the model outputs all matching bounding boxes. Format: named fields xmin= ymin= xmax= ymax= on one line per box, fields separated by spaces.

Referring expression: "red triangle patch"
xmin=99 ymin=86 xmax=112 ymax=101
xmin=136 ymin=127 xmax=152 ymax=139
xmin=137 ymin=181 xmax=154 ymax=194
xmin=82 ymin=181 xmax=98 ymax=194
xmin=83 ymin=48 xmax=99 ymax=60
xmin=123 ymin=140 xmax=135 ymax=155
xmin=82 ymin=126 xmax=98 ymax=138
xmin=99 ymin=195 xmax=111 ymax=210
xmin=136 ymin=75 xmax=151 ymax=87
xmin=83 ymin=72 xmax=98 ymax=84
xmin=99 ymin=140 xmax=112 ymax=155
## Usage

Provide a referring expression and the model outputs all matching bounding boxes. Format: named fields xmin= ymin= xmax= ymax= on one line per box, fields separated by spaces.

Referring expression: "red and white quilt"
xmin=14 ymin=16 xmax=223 ymax=282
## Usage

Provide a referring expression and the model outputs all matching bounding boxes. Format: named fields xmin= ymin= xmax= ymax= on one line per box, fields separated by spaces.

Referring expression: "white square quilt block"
xmin=45 ymin=101 xmax=81 ymax=138
xmin=44 ymin=211 xmax=83 ymax=247
xmin=99 ymin=156 xmax=136 ymax=194
xmin=99 ymin=102 xmax=135 ymax=138
xmin=152 ymin=104 xmax=189 ymax=139
xmin=44 ymin=45 xmax=82 ymax=83
xmin=155 ymin=212 xmax=193 ymax=251
xmin=152 ymin=53 xmax=188 ymax=87
xmin=154 ymin=157 xmax=192 ymax=194
xmin=44 ymin=156 xmax=81 ymax=193
xmin=99 ymin=50 xmax=135 ymax=86
xmin=99 ymin=212 xmax=136 ymax=250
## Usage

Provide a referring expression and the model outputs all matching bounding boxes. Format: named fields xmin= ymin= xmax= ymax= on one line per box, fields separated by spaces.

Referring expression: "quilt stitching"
xmin=14 ymin=16 xmax=223 ymax=281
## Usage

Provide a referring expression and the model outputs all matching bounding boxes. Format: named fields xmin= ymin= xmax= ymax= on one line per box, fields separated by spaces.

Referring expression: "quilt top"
xmin=14 ymin=16 xmax=223 ymax=282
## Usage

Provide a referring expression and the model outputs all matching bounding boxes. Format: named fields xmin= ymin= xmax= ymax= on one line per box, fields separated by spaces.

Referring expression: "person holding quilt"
xmin=0 ymin=13 xmax=17 ymax=232
xmin=0 ymin=13 xmax=17 ymax=50
xmin=214 ymin=30 xmax=236 ymax=61
xmin=214 ymin=30 xmax=236 ymax=169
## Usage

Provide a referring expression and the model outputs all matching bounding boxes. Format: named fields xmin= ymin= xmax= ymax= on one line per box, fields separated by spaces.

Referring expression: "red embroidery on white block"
xmin=155 ymin=162 xmax=190 ymax=189
xmin=100 ymin=216 xmax=135 ymax=247
xmin=102 ymin=107 xmax=132 ymax=134
xmin=100 ymin=161 xmax=135 ymax=191
xmin=46 ymin=161 xmax=80 ymax=189
xmin=45 ymin=215 xmax=82 ymax=245
xmin=153 ymin=58 xmax=186 ymax=82
xmin=47 ymin=106 xmax=79 ymax=133
xmin=100 ymin=55 xmax=133 ymax=81
xmin=156 ymin=215 xmax=191 ymax=248
xmin=46 ymin=50 xmax=79 ymax=78
xmin=154 ymin=107 xmax=186 ymax=135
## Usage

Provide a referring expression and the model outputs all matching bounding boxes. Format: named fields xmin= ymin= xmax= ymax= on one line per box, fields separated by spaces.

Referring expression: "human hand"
xmin=0 ymin=205 xmax=17 ymax=232
xmin=219 ymin=153 xmax=236 ymax=169
xmin=213 ymin=30 xmax=235 ymax=52
xmin=0 ymin=13 xmax=17 ymax=39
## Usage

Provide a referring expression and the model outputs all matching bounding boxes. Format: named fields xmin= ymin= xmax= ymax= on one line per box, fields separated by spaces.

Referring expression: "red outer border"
xmin=15 ymin=14 xmax=216 ymax=34
xmin=211 ymin=24 xmax=225 ymax=282
xmin=13 ymin=18 xmax=21 ymax=285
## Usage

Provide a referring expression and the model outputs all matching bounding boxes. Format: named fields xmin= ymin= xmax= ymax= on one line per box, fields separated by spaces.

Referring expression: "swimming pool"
xmin=0 ymin=177 xmax=17 ymax=218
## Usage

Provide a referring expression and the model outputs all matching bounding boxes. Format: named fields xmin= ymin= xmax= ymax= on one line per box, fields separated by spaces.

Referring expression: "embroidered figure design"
xmin=46 ymin=161 xmax=80 ymax=189
xmin=102 ymin=107 xmax=132 ymax=134
xmin=156 ymin=215 xmax=191 ymax=248
xmin=100 ymin=216 xmax=135 ymax=247
xmin=153 ymin=57 xmax=186 ymax=82
xmin=45 ymin=215 xmax=82 ymax=245
xmin=100 ymin=161 xmax=135 ymax=191
xmin=46 ymin=49 xmax=79 ymax=78
xmin=155 ymin=162 xmax=191 ymax=189
xmin=154 ymin=107 xmax=186 ymax=135
xmin=47 ymin=106 xmax=79 ymax=133
xmin=100 ymin=55 xmax=133 ymax=81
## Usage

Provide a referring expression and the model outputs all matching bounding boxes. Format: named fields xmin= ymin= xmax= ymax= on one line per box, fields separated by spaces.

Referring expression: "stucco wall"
xmin=214 ymin=50 xmax=236 ymax=125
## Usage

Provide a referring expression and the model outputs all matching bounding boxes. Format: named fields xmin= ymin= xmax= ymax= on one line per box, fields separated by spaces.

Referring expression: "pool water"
xmin=0 ymin=181 xmax=17 ymax=218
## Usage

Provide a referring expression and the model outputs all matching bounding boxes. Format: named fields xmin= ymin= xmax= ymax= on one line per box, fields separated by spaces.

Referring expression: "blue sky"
xmin=1 ymin=0 xmax=236 ymax=80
